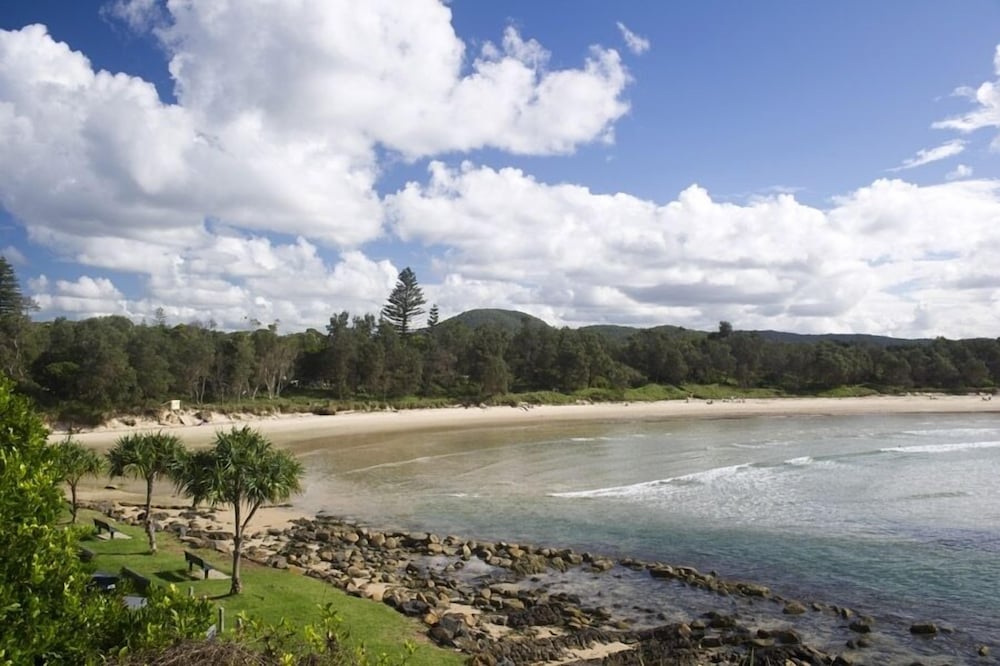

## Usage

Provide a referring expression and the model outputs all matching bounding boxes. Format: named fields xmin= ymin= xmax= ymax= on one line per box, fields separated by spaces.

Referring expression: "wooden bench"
xmin=93 ymin=517 xmax=121 ymax=539
xmin=120 ymin=567 xmax=151 ymax=593
xmin=184 ymin=550 xmax=217 ymax=579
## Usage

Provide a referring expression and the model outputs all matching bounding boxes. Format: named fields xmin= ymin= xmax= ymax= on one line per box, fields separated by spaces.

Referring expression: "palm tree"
xmin=106 ymin=432 xmax=185 ymax=553
xmin=53 ymin=437 xmax=104 ymax=523
xmin=173 ymin=426 xmax=303 ymax=595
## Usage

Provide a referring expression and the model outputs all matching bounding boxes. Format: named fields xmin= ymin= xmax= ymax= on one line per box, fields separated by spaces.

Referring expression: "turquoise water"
xmin=298 ymin=413 xmax=1000 ymax=658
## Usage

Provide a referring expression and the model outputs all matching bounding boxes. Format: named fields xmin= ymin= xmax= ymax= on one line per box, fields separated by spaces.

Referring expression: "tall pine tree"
xmin=0 ymin=256 xmax=33 ymax=379
xmin=381 ymin=267 xmax=426 ymax=335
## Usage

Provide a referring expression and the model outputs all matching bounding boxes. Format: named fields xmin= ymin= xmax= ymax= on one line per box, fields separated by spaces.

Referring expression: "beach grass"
xmin=75 ymin=508 xmax=464 ymax=666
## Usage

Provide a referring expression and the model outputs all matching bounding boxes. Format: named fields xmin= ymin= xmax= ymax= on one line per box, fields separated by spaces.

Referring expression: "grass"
xmin=75 ymin=508 xmax=464 ymax=666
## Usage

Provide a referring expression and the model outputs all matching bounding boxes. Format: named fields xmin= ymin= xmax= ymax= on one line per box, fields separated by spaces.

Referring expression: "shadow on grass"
xmin=154 ymin=569 xmax=196 ymax=583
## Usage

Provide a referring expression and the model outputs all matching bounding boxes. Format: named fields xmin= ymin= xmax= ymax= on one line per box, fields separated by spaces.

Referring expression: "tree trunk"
xmin=70 ymin=483 xmax=78 ymax=523
xmin=145 ymin=477 xmax=157 ymax=553
xmin=230 ymin=504 xmax=242 ymax=595
xmin=230 ymin=531 xmax=243 ymax=595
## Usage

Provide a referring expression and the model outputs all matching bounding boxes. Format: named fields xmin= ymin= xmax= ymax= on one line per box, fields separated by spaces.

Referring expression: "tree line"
xmin=2 ymin=257 xmax=998 ymax=423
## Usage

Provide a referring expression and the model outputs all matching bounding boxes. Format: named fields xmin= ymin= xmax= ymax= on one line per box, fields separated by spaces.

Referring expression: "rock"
xmin=979 ymin=645 xmax=990 ymax=657
xmin=269 ymin=555 xmax=288 ymax=569
xmin=783 ymin=601 xmax=808 ymax=615
xmin=700 ymin=635 xmax=723 ymax=648
xmin=848 ymin=619 xmax=873 ymax=634
xmin=771 ymin=629 xmax=802 ymax=645
xmin=909 ymin=622 xmax=938 ymax=636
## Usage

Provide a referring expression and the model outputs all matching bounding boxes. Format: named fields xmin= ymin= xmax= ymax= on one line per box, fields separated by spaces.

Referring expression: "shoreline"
xmin=83 ymin=499 xmax=993 ymax=665
xmin=52 ymin=394 xmax=1000 ymax=451
xmin=65 ymin=392 xmax=1000 ymax=538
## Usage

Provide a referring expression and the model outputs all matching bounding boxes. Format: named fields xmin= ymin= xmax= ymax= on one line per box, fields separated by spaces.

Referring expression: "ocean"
xmin=295 ymin=412 xmax=1000 ymax=663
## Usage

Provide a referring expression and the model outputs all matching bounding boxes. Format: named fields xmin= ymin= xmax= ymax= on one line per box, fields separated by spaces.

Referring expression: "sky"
xmin=2 ymin=1 xmax=1000 ymax=339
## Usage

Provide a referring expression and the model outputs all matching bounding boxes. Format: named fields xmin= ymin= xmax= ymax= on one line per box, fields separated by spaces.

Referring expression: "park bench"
xmin=93 ymin=517 xmax=122 ymax=539
xmin=184 ymin=550 xmax=218 ymax=579
xmin=120 ymin=566 xmax=151 ymax=593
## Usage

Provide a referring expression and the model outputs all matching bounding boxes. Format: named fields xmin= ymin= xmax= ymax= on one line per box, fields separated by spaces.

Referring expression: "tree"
xmin=427 ymin=304 xmax=440 ymax=329
xmin=0 ymin=377 xmax=212 ymax=661
xmin=381 ymin=267 xmax=426 ymax=336
xmin=0 ymin=255 xmax=36 ymax=380
xmin=54 ymin=436 xmax=105 ymax=523
xmin=106 ymin=432 xmax=185 ymax=553
xmin=173 ymin=426 xmax=303 ymax=595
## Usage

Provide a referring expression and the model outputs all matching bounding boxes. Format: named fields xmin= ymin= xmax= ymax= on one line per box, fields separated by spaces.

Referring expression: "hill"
xmin=750 ymin=330 xmax=930 ymax=347
xmin=440 ymin=308 xmax=550 ymax=333
xmin=439 ymin=309 xmax=936 ymax=347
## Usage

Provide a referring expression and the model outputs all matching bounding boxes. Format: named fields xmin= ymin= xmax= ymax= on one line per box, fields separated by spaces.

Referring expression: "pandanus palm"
xmin=106 ymin=431 xmax=184 ymax=553
xmin=173 ymin=426 xmax=303 ymax=595
xmin=54 ymin=437 xmax=105 ymax=523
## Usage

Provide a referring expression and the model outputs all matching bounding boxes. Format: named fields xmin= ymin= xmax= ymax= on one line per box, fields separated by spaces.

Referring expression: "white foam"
xmin=785 ymin=456 xmax=814 ymax=466
xmin=880 ymin=440 xmax=1000 ymax=455
xmin=550 ymin=463 xmax=752 ymax=499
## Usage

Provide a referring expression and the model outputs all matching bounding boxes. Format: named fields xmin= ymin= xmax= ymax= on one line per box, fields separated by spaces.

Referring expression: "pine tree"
xmin=381 ymin=267 xmax=426 ymax=335
xmin=0 ymin=256 xmax=27 ymax=318
xmin=427 ymin=304 xmax=440 ymax=329
xmin=0 ymin=256 xmax=34 ymax=379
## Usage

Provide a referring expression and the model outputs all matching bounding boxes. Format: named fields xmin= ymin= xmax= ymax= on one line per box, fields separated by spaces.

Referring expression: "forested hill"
xmin=2 ymin=292 xmax=999 ymax=428
xmin=442 ymin=310 xmax=927 ymax=347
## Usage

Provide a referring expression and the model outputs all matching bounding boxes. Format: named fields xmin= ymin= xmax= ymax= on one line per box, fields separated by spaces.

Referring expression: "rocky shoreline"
xmin=89 ymin=502 xmax=993 ymax=666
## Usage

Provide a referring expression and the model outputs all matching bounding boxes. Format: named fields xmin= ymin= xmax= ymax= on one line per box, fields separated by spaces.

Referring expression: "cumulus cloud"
xmin=890 ymin=139 xmax=965 ymax=171
xmin=616 ymin=22 xmax=650 ymax=55
xmin=1 ymin=2 xmax=633 ymax=329
xmin=933 ymin=45 xmax=1000 ymax=136
xmin=30 ymin=275 xmax=126 ymax=316
xmin=946 ymin=164 xmax=974 ymax=180
xmin=1 ymin=245 xmax=26 ymax=265
xmin=388 ymin=163 xmax=1000 ymax=338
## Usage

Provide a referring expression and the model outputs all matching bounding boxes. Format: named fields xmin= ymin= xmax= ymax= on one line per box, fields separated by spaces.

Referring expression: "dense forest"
xmin=1 ymin=257 xmax=998 ymax=425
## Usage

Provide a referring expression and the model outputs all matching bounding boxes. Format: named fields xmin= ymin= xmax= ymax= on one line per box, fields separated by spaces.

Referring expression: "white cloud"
xmin=30 ymin=275 xmax=127 ymax=316
xmin=933 ymin=44 xmax=1000 ymax=141
xmin=1 ymin=3 xmax=633 ymax=329
xmin=100 ymin=0 xmax=166 ymax=33
xmin=890 ymin=139 xmax=965 ymax=171
xmin=1 ymin=245 xmax=26 ymax=265
xmin=388 ymin=163 xmax=1000 ymax=338
xmin=946 ymin=164 xmax=974 ymax=180
xmin=616 ymin=22 xmax=650 ymax=55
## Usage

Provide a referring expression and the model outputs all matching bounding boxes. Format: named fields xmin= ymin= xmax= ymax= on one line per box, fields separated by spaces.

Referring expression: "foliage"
xmin=78 ymin=509 xmax=461 ymax=666
xmin=380 ymin=268 xmax=426 ymax=336
xmin=173 ymin=427 xmax=304 ymax=595
xmin=54 ymin=436 xmax=105 ymax=522
xmin=9 ymin=291 xmax=1000 ymax=422
xmin=107 ymin=432 xmax=186 ymax=553
xmin=0 ymin=255 xmax=37 ymax=381
xmin=0 ymin=377 xmax=212 ymax=664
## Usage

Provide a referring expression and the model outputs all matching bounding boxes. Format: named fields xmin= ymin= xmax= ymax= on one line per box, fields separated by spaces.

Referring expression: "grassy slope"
xmin=76 ymin=508 xmax=463 ymax=666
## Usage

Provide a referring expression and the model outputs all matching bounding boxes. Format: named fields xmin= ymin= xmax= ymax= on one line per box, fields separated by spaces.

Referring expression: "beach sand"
xmin=60 ymin=393 xmax=999 ymax=534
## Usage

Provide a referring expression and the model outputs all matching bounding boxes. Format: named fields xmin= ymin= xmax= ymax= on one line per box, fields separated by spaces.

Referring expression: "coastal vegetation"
xmin=0 ymin=374 xmax=455 ymax=664
xmin=1 ymin=258 xmax=998 ymax=427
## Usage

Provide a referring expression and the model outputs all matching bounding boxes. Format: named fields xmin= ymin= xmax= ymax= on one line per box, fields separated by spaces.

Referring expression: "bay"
xmin=292 ymin=412 xmax=1000 ymax=660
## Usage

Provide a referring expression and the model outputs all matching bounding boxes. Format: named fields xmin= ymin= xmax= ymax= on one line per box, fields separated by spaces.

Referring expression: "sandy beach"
xmin=56 ymin=393 xmax=1000 ymax=451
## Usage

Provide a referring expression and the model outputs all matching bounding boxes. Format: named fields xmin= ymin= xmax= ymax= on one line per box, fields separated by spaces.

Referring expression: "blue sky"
xmin=2 ymin=1 xmax=1000 ymax=337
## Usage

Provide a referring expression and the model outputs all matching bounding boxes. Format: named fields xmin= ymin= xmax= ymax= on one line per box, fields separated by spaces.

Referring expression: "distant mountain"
xmin=440 ymin=308 xmax=550 ymax=333
xmin=438 ymin=309 xmax=934 ymax=347
xmin=577 ymin=324 xmax=637 ymax=342
xmin=750 ymin=330 xmax=930 ymax=347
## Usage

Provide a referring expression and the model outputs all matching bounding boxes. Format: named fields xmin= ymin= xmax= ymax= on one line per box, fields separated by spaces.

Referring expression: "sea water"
xmin=296 ymin=412 xmax=1000 ymax=659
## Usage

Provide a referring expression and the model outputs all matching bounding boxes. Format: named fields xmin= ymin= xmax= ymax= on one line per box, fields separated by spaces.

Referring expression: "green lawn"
xmin=76 ymin=509 xmax=464 ymax=666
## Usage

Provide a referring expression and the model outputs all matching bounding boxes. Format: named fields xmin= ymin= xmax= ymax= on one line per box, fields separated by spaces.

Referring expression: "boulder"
xmin=909 ymin=622 xmax=938 ymax=636
xmin=783 ymin=601 xmax=808 ymax=615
